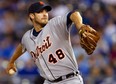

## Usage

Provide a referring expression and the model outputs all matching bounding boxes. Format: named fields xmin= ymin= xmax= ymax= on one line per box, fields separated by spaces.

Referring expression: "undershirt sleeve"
xmin=66 ymin=11 xmax=76 ymax=30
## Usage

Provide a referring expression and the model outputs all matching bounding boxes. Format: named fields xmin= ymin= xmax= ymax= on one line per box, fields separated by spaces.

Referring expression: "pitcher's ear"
xmin=29 ymin=13 xmax=34 ymax=20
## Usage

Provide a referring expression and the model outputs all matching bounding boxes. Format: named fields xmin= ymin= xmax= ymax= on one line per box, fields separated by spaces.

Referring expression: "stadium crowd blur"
xmin=0 ymin=0 xmax=116 ymax=84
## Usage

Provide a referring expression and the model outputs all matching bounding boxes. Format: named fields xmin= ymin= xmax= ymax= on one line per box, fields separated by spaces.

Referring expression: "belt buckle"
xmin=62 ymin=75 xmax=66 ymax=80
xmin=74 ymin=71 xmax=76 ymax=74
xmin=74 ymin=71 xmax=78 ymax=76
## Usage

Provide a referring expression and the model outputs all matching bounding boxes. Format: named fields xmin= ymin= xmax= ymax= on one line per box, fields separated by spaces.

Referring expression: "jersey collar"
xmin=32 ymin=28 xmax=42 ymax=37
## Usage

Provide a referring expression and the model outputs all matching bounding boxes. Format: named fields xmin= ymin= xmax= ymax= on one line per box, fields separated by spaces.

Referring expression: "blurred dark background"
xmin=0 ymin=0 xmax=116 ymax=84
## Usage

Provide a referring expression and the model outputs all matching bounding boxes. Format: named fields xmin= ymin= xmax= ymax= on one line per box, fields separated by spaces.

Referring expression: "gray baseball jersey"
xmin=21 ymin=14 xmax=79 ymax=81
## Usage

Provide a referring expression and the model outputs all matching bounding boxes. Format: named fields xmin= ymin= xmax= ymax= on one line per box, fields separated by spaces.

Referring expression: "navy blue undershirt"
xmin=32 ymin=29 xmax=42 ymax=37
xmin=67 ymin=11 xmax=73 ymax=29
xmin=32 ymin=11 xmax=73 ymax=37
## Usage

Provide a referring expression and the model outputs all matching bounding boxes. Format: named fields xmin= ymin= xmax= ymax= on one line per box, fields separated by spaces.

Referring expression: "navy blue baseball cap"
xmin=28 ymin=1 xmax=52 ymax=14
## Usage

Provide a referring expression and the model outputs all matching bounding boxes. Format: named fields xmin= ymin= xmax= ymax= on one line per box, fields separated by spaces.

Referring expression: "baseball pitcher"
xmin=6 ymin=1 xmax=100 ymax=84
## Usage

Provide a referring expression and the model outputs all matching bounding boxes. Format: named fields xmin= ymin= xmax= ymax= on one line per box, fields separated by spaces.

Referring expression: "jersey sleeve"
xmin=21 ymin=35 xmax=26 ymax=53
xmin=67 ymin=11 xmax=73 ymax=30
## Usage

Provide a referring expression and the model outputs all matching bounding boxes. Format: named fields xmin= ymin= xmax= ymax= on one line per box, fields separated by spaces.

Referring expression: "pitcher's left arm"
xmin=70 ymin=11 xmax=100 ymax=55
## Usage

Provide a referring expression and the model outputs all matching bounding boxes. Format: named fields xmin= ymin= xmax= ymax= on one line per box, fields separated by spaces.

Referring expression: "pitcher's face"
xmin=30 ymin=9 xmax=49 ymax=26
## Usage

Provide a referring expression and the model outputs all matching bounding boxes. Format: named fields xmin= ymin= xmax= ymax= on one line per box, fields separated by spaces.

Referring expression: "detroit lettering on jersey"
xmin=30 ymin=36 xmax=51 ymax=60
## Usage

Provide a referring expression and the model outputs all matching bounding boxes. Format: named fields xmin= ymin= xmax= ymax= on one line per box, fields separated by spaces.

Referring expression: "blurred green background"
xmin=0 ymin=0 xmax=116 ymax=84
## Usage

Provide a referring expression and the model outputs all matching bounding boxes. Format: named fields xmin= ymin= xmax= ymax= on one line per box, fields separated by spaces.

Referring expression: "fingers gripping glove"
xmin=79 ymin=25 xmax=100 ymax=55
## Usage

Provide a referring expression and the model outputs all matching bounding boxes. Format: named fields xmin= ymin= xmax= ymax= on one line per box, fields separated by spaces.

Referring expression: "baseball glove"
xmin=79 ymin=25 xmax=100 ymax=55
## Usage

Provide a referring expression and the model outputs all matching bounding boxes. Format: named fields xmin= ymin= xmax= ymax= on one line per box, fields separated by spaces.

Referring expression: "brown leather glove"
xmin=79 ymin=25 xmax=100 ymax=55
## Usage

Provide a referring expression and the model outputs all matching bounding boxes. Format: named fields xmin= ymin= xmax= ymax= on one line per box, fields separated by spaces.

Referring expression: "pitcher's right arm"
xmin=6 ymin=43 xmax=26 ymax=75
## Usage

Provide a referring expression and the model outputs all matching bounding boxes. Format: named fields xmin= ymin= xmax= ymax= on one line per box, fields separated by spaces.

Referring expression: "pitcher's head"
xmin=28 ymin=1 xmax=52 ymax=26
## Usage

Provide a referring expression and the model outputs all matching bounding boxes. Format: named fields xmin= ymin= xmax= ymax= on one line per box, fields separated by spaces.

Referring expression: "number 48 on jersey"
xmin=48 ymin=49 xmax=65 ymax=64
